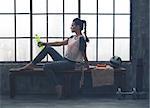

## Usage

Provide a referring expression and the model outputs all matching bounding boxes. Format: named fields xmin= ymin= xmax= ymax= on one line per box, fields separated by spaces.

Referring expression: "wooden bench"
xmin=9 ymin=68 xmax=86 ymax=98
xmin=9 ymin=66 xmax=126 ymax=98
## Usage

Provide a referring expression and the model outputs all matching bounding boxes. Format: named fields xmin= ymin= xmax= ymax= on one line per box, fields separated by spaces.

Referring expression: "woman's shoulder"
xmin=68 ymin=35 xmax=86 ymax=41
xmin=79 ymin=35 xmax=86 ymax=41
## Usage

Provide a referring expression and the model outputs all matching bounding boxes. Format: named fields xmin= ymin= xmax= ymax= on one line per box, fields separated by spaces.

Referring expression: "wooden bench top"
xmin=9 ymin=68 xmax=87 ymax=75
xmin=9 ymin=68 xmax=44 ymax=72
xmin=9 ymin=65 xmax=126 ymax=74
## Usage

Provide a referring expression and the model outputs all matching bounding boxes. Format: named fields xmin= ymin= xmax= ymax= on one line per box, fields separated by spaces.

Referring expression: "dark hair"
xmin=73 ymin=18 xmax=89 ymax=42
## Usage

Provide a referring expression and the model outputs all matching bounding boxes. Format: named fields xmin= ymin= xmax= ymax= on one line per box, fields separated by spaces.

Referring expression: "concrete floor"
xmin=0 ymin=95 xmax=149 ymax=108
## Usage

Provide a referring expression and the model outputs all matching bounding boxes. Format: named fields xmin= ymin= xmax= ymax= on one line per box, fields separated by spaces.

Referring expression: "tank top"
xmin=64 ymin=35 xmax=86 ymax=62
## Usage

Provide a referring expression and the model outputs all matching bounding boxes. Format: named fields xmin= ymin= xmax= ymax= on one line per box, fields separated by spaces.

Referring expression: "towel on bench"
xmin=91 ymin=65 xmax=114 ymax=87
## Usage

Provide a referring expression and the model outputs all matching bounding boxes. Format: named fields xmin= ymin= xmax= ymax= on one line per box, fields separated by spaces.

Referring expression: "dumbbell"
xmin=116 ymin=88 xmax=137 ymax=99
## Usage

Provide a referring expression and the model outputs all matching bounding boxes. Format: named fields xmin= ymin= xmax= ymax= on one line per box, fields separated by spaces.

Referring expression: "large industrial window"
xmin=0 ymin=0 xmax=130 ymax=62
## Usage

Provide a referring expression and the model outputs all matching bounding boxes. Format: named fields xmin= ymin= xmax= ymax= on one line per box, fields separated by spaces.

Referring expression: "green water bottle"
xmin=35 ymin=34 xmax=44 ymax=50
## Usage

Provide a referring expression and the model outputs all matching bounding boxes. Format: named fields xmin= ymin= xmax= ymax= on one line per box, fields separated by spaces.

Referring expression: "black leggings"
xmin=32 ymin=45 xmax=76 ymax=86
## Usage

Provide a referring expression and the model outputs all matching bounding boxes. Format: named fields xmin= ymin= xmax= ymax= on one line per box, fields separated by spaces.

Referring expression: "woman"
xmin=20 ymin=18 xmax=89 ymax=98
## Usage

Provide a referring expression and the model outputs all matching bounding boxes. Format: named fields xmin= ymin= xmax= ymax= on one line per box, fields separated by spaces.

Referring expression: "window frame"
xmin=0 ymin=0 xmax=131 ymax=63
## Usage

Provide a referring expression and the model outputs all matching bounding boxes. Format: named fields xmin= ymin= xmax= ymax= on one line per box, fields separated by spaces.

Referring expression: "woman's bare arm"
xmin=47 ymin=39 xmax=68 ymax=46
xmin=39 ymin=39 xmax=68 ymax=46
xmin=82 ymin=51 xmax=89 ymax=69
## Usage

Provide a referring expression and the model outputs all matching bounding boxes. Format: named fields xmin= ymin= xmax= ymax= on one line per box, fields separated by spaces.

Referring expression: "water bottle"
xmin=35 ymin=34 xmax=44 ymax=50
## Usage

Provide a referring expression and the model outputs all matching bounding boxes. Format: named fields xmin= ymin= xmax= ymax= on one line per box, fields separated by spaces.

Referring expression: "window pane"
xmin=0 ymin=0 xmax=14 ymax=13
xmin=86 ymin=39 xmax=96 ymax=61
xmin=48 ymin=38 xmax=63 ymax=61
xmin=115 ymin=15 xmax=130 ymax=37
xmin=98 ymin=39 xmax=113 ymax=61
xmin=98 ymin=15 xmax=113 ymax=37
xmin=98 ymin=0 xmax=113 ymax=13
xmin=64 ymin=15 xmax=78 ymax=37
xmin=16 ymin=39 xmax=30 ymax=61
xmin=81 ymin=0 xmax=96 ymax=13
xmin=33 ymin=38 xmax=47 ymax=61
xmin=65 ymin=0 xmax=78 ymax=13
xmin=48 ymin=15 xmax=63 ymax=37
xmin=115 ymin=0 xmax=130 ymax=13
xmin=33 ymin=15 xmax=46 ymax=37
xmin=16 ymin=0 xmax=30 ymax=13
xmin=0 ymin=15 xmax=14 ymax=37
xmin=33 ymin=0 xmax=46 ymax=13
xmin=16 ymin=15 xmax=30 ymax=37
xmin=81 ymin=15 xmax=97 ymax=37
xmin=0 ymin=39 xmax=15 ymax=61
xmin=115 ymin=39 xmax=130 ymax=61
xmin=48 ymin=0 xmax=63 ymax=13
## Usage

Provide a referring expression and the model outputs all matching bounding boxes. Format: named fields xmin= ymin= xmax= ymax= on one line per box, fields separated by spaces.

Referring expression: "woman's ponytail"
xmin=82 ymin=20 xmax=89 ymax=42
xmin=73 ymin=18 xmax=89 ymax=42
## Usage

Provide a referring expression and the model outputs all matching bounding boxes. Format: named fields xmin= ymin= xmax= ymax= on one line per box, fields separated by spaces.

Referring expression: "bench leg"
xmin=9 ymin=74 xmax=16 ymax=98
